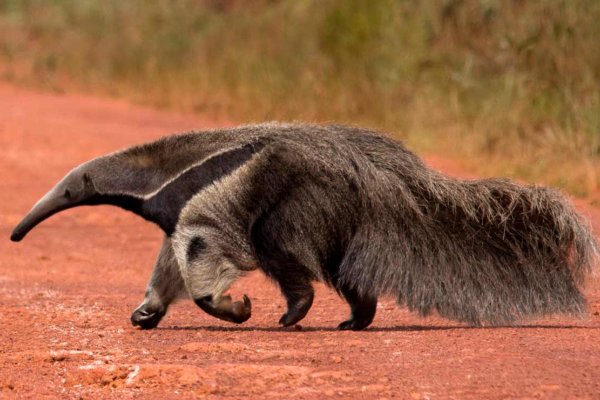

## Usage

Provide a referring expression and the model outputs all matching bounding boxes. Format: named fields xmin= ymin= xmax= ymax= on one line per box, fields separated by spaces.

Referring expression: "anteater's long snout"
xmin=10 ymin=186 xmax=73 ymax=242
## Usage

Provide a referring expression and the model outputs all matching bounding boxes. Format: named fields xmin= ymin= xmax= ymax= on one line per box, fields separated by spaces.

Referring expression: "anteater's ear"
xmin=83 ymin=172 xmax=96 ymax=193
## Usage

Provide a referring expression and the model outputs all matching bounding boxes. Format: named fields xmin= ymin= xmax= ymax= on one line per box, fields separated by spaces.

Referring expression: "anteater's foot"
xmin=337 ymin=318 xmax=372 ymax=331
xmin=337 ymin=286 xmax=377 ymax=331
xmin=131 ymin=305 xmax=166 ymax=329
xmin=279 ymin=311 xmax=304 ymax=327
xmin=278 ymin=294 xmax=314 ymax=327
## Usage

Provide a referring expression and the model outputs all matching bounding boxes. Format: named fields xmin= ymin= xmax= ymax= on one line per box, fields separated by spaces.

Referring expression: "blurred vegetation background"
xmin=0 ymin=0 xmax=599 ymax=196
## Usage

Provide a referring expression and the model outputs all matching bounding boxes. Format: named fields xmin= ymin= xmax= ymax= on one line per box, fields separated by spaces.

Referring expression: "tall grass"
xmin=1 ymin=0 xmax=599 ymax=195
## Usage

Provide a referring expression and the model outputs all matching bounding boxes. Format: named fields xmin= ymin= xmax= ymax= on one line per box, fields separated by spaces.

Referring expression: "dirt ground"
xmin=1 ymin=83 xmax=599 ymax=399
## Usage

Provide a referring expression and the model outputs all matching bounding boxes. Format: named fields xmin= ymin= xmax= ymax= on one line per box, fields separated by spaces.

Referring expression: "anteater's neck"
xmin=92 ymin=142 xmax=263 ymax=235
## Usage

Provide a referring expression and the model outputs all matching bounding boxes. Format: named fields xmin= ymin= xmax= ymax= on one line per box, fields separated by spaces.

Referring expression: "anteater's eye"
xmin=64 ymin=189 xmax=72 ymax=199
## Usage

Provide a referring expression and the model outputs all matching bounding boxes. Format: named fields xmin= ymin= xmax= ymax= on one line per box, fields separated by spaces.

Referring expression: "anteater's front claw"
xmin=194 ymin=294 xmax=251 ymax=324
xmin=229 ymin=294 xmax=252 ymax=323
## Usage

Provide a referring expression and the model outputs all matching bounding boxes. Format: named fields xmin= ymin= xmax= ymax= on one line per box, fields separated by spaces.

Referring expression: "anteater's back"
xmin=248 ymin=123 xmax=598 ymax=325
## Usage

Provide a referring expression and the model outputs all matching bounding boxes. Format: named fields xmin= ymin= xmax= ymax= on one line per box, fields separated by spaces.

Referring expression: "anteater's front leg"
xmin=131 ymin=235 xmax=186 ymax=329
xmin=178 ymin=234 xmax=253 ymax=324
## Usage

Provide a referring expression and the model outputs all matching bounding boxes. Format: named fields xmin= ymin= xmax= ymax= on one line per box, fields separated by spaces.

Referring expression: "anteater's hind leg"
xmin=131 ymin=235 xmax=186 ymax=329
xmin=337 ymin=285 xmax=377 ymax=331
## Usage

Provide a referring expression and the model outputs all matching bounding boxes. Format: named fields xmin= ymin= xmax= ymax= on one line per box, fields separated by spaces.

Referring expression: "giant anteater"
xmin=11 ymin=123 xmax=598 ymax=330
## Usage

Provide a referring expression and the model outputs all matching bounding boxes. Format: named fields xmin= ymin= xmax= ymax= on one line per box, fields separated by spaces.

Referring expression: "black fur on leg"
xmin=251 ymin=209 xmax=318 ymax=327
xmin=337 ymin=285 xmax=377 ymax=331
xmin=278 ymin=282 xmax=314 ymax=327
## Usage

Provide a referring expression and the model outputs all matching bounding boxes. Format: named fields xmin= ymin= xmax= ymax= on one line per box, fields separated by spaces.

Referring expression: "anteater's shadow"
xmin=156 ymin=324 xmax=597 ymax=333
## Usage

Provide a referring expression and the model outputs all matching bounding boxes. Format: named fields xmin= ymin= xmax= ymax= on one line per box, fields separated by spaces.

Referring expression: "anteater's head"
xmin=10 ymin=132 xmax=262 ymax=241
xmin=10 ymin=165 xmax=100 ymax=242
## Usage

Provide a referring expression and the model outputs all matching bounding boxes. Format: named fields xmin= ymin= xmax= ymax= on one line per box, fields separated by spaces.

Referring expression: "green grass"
xmin=1 ymin=0 xmax=599 ymax=195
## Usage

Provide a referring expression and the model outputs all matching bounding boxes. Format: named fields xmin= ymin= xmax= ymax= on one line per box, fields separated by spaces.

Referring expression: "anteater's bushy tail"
xmin=339 ymin=171 xmax=598 ymax=326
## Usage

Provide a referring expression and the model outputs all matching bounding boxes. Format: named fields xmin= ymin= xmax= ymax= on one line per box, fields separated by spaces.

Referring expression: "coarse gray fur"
xmin=10 ymin=123 xmax=599 ymax=330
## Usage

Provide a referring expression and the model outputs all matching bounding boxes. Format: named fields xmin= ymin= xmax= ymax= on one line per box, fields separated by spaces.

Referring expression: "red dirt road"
xmin=1 ymin=83 xmax=599 ymax=399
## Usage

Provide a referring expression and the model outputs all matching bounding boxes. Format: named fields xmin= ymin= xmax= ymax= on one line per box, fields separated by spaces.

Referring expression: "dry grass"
xmin=0 ymin=0 xmax=598 ymax=195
